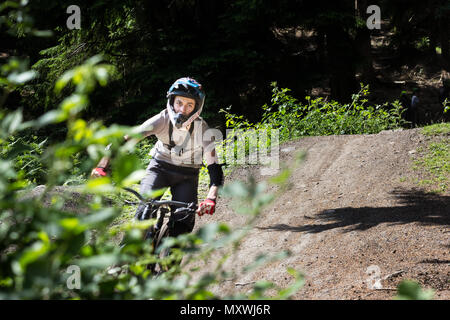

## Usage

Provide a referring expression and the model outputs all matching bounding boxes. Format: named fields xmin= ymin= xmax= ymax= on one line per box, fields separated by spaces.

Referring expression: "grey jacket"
xmin=137 ymin=109 xmax=219 ymax=168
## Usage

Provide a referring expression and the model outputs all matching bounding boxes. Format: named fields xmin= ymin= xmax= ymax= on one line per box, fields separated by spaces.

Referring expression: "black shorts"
xmin=135 ymin=159 xmax=199 ymax=237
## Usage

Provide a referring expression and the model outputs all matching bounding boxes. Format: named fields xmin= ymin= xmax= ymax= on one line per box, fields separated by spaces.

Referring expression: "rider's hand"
xmin=91 ymin=167 xmax=107 ymax=178
xmin=196 ymin=198 xmax=216 ymax=216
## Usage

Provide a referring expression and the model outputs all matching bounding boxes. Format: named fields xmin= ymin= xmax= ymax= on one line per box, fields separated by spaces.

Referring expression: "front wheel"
xmin=149 ymin=224 xmax=171 ymax=275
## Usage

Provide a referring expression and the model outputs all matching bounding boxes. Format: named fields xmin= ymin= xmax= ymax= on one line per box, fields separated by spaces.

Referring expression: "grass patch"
xmin=413 ymin=123 xmax=450 ymax=193
xmin=421 ymin=123 xmax=450 ymax=136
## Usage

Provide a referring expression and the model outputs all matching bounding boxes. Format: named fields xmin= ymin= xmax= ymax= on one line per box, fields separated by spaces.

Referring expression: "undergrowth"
xmin=412 ymin=123 xmax=450 ymax=193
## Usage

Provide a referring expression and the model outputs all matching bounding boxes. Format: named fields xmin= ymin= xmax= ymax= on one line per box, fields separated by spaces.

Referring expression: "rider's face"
xmin=174 ymin=96 xmax=196 ymax=116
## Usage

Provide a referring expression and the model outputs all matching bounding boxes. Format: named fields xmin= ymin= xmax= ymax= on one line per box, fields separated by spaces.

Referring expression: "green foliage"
xmin=394 ymin=280 xmax=434 ymax=300
xmin=413 ymin=140 xmax=449 ymax=193
xmin=0 ymin=0 xmax=52 ymax=38
xmin=0 ymin=22 xmax=45 ymax=186
xmin=411 ymin=123 xmax=450 ymax=193
xmin=0 ymin=57 xmax=38 ymax=110
xmin=132 ymin=138 xmax=155 ymax=169
xmin=443 ymin=98 xmax=449 ymax=114
xmin=0 ymin=134 xmax=47 ymax=185
xmin=415 ymin=36 xmax=430 ymax=51
xmin=223 ymin=83 xmax=407 ymax=145
xmin=5 ymin=0 xmax=449 ymax=131
xmin=217 ymin=83 xmax=406 ymax=174
xmin=1 ymin=58 xmax=37 ymax=88
xmin=421 ymin=122 xmax=450 ymax=136
xmin=0 ymin=53 xmax=305 ymax=300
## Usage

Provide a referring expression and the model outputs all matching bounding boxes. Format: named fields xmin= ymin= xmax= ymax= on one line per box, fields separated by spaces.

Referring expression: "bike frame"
xmin=122 ymin=187 xmax=197 ymax=274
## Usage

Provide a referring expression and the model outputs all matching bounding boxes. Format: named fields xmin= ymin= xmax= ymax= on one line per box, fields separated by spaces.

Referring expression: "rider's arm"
xmin=91 ymin=142 xmax=123 ymax=177
xmin=194 ymin=121 xmax=223 ymax=216
xmin=91 ymin=112 xmax=166 ymax=177
xmin=196 ymin=162 xmax=222 ymax=215
xmin=96 ymin=156 xmax=110 ymax=168
xmin=206 ymin=185 xmax=219 ymax=201
xmin=202 ymin=122 xmax=224 ymax=200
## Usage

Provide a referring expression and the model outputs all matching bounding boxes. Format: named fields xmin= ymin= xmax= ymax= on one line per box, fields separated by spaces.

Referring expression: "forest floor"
xmin=193 ymin=127 xmax=449 ymax=300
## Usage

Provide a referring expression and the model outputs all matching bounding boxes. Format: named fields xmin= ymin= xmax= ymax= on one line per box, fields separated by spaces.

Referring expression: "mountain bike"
xmin=123 ymin=187 xmax=197 ymax=275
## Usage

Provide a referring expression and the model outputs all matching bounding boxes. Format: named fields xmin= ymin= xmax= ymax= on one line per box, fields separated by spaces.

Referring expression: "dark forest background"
xmin=1 ymin=0 xmax=449 ymax=137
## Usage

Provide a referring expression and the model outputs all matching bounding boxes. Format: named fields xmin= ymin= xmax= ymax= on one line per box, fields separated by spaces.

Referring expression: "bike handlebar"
xmin=123 ymin=187 xmax=196 ymax=208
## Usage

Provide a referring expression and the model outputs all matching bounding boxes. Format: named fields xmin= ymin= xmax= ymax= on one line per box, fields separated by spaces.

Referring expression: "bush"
xmin=222 ymin=83 xmax=407 ymax=144
xmin=0 ymin=134 xmax=47 ymax=185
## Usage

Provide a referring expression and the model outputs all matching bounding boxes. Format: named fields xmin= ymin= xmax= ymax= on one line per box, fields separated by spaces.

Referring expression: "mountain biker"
xmin=91 ymin=77 xmax=223 ymax=238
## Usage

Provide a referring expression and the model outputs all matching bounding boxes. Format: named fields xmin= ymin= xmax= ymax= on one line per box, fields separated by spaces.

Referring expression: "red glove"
xmin=197 ymin=199 xmax=216 ymax=216
xmin=93 ymin=167 xmax=107 ymax=177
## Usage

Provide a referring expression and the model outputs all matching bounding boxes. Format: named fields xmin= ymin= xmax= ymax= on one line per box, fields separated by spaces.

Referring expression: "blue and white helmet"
xmin=166 ymin=77 xmax=205 ymax=129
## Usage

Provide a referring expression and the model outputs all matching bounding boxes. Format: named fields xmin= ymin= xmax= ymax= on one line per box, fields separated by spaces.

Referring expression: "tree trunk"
xmin=325 ymin=26 xmax=358 ymax=103
xmin=439 ymin=13 xmax=449 ymax=67
xmin=355 ymin=28 xmax=375 ymax=84
xmin=429 ymin=28 xmax=438 ymax=59
xmin=314 ymin=30 xmax=327 ymax=73
xmin=427 ymin=0 xmax=438 ymax=59
xmin=355 ymin=0 xmax=375 ymax=84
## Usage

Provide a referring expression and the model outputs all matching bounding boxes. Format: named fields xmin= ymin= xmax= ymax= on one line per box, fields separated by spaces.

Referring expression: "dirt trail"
xmin=194 ymin=128 xmax=449 ymax=300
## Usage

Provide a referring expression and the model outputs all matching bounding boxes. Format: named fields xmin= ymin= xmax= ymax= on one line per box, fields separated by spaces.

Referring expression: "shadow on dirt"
xmin=259 ymin=188 xmax=450 ymax=234
xmin=420 ymin=259 xmax=450 ymax=264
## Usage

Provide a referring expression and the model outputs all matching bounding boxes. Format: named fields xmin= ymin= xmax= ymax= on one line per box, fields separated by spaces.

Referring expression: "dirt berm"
xmin=193 ymin=128 xmax=449 ymax=300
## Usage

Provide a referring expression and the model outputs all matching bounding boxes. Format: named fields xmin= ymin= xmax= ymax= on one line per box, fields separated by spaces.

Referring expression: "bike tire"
xmin=153 ymin=223 xmax=171 ymax=274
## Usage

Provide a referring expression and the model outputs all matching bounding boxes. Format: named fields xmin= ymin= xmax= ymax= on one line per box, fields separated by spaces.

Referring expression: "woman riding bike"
xmin=91 ymin=77 xmax=223 ymax=238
